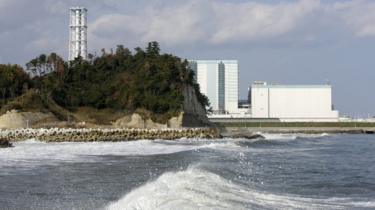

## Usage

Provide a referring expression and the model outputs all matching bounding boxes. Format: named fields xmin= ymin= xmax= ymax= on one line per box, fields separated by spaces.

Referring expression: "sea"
xmin=1 ymin=133 xmax=375 ymax=210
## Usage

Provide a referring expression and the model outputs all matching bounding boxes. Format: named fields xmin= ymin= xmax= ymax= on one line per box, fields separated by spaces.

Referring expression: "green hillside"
xmin=0 ymin=42 xmax=209 ymax=123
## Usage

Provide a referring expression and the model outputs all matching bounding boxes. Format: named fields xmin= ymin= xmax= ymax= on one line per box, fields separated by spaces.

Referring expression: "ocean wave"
xmin=0 ymin=139 xmax=243 ymax=169
xmin=234 ymin=133 xmax=332 ymax=148
xmin=260 ymin=133 xmax=330 ymax=140
xmin=0 ymin=140 xmax=204 ymax=168
xmin=106 ymin=167 xmax=375 ymax=210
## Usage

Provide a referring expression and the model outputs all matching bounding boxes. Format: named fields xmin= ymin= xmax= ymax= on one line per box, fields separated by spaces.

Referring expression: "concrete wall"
xmin=251 ymin=85 xmax=339 ymax=122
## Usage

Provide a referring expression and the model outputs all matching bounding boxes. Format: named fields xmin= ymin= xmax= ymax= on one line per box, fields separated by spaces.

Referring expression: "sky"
xmin=0 ymin=0 xmax=375 ymax=117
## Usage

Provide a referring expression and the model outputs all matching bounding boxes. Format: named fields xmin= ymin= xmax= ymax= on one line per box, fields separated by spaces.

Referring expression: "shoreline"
xmin=220 ymin=127 xmax=375 ymax=136
xmin=1 ymin=126 xmax=374 ymax=143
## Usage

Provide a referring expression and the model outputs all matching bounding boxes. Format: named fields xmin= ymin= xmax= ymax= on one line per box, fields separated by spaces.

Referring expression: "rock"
xmin=114 ymin=113 xmax=145 ymax=129
xmin=181 ymin=85 xmax=211 ymax=127
xmin=0 ymin=138 xmax=12 ymax=148
xmin=168 ymin=112 xmax=184 ymax=128
xmin=111 ymin=84 xmax=212 ymax=129
xmin=145 ymin=119 xmax=167 ymax=129
xmin=0 ymin=110 xmax=58 ymax=129
xmin=365 ymin=130 xmax=375 ymax=134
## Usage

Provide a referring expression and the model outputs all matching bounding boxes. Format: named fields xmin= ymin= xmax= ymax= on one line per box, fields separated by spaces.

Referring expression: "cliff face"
xmin=113 ymin=85 xmax=211 ymax=129
xmin=181 ymin=85 xmax=210 ymax=127
xmin=0 ymin=85 xmax=210 ymax=129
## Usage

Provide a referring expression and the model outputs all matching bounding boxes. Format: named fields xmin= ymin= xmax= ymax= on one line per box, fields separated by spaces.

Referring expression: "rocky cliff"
xmin=0 ymin=85 xmax=210 ymax=129
xmin=181 ymin=85 xmax=210 ymax=127
xmin=113 ymin=85 xmax=210 ymax=129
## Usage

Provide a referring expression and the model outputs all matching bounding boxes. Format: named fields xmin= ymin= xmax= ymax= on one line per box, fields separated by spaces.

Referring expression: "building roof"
xmin=252 ymin=84 xmax=332 ymax=89
xmin=188 ymin=60 xmax=238 ymax=64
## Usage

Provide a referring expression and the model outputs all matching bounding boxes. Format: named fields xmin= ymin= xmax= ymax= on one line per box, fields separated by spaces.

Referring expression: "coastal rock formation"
xmin=114 ymin=114 xmax=144 ymax=128
xmin=0 ymin=110 xmax=58 ymax=129
xmin=181 ymin=85 xmax=210 ymax=127
xmin=0 ymin=138 xmax=12 ymax=148
xmin=0 ymin=84 xmax=210 ymax=130
xmin=113 ymin=113 xmax=167 ymax=129
xmin=167 ymin=112 xmax=183 ymax=128
xmin=113 ymin=85 xmax=210 ymax=129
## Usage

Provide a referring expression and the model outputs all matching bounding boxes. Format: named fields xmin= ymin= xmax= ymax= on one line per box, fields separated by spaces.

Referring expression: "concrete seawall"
xmin=221 ymin=127 xmax=375 ymax=136
xmin=0 ymin=128 xmax=220 ymax=142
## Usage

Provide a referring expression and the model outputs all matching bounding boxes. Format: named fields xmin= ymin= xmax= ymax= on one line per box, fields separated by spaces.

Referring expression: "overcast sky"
xmin=1 ymin=0 xmax=375 ymax=117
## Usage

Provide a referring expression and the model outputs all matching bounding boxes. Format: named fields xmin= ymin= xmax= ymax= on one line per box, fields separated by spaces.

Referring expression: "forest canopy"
xmin=0 ymin=42 xmax=209 ymax=119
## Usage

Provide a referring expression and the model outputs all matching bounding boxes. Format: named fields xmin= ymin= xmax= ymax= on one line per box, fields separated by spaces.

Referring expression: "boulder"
xmin=0 ymin=138 xmax=12 ymax=148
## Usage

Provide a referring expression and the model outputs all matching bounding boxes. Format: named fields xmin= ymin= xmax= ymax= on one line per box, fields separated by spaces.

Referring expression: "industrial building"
xmin=69 ymin=7 xmax=88 ymax=61
xmin=188 ymin=60 xmax=239 ymax=114
xmin=250 ymin=82 xmax=339 ymax=122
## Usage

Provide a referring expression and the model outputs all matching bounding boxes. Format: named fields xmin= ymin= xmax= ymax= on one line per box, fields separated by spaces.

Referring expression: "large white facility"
xmin=251 ymin=82 xmax=339 ymax=122
xmin=189 ymin=60 xmax=239 ymax=114
xmin=69 ymin=7 xmax=88 ymax=61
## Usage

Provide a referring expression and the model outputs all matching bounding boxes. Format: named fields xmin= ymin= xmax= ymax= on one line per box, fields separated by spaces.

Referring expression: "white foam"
xmin=260 ymin=133 xmax=330 ymax=140
xmin=0 ymin=139 xmax=241 ymax=169
xmin=0 ymin=140 xmax=201 ymax=168
xmin=107 ymin=167 xmax=375 ymax=210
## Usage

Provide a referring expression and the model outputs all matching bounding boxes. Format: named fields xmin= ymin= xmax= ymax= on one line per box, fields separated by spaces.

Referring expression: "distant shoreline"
xmin=220 ymin=127 xmax=375 ymax=136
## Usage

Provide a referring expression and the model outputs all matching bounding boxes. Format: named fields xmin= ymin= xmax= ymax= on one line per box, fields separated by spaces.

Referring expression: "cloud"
xmin=330 ymin=0 xmax=375 ymax=38
xmin=90 ymin=0 xmax=322 ymax=47
xmin=90 ymin=1 xmax=213 ymax=47
xmin=210 ymin=0 xmax=320 ymax=43
xmin=2 ymin=0 xmax=375 ymax=64
xmin=89 ymin=0 xmax=375 ymax=49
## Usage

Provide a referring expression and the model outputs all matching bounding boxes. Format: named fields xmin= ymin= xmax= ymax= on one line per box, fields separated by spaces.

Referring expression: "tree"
xmin=2 ymin=42 xmax=209 ymax=120
xmin=146 ymin=41 xmax=160 ymax=57
xmin=0 ymin=64 xmax=30 ymax=105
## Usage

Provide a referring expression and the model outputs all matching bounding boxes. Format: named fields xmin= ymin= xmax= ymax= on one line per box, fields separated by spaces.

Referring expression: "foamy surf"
xmin=0 ymin=139 xmax=241 ymax=169
xmin=259 ymin=133 xmax=330 ymax=140
xmin=106 ymin=167 xmax=375 ymax=210
xmin=0 ymin=140 xmax=196 ymax=168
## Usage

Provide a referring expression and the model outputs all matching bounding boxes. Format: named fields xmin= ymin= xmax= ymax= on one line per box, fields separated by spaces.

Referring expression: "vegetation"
xmin=0 ymin=64 xmax=30 ymax=105
xmin=0 ymin=42 xmax=209 ymax=123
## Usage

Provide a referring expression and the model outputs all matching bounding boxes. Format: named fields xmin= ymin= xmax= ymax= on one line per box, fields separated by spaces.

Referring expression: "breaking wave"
xmin=106 ymin=166 xmax=375 ymax=210
xmin=234 ymin=133 xmax=331 ymax=148
xmin=260 ymin=133 xmax=330 ymax=140
xmin=0 ymin=139 xmax=241 ymax=169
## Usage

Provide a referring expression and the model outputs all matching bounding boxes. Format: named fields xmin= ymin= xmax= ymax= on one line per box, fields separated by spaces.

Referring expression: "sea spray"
xmin=106 ymin=166 xmax=375 ymax=210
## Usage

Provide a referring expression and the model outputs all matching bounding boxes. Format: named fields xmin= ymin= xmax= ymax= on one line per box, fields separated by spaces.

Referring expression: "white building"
xmin=189 ymin=60 xmax=239 ymax=114
xmin=69 ymin=7 xmax=88 ymax=61
xmin=251 ymin=82 xmax=339 ymax=122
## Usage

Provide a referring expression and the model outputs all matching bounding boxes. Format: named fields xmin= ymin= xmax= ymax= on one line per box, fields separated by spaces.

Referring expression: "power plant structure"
xmin=69 ymin=7 xmax=88 ymax=61
xmin=188 ymin=60 xmax=239 ymax=114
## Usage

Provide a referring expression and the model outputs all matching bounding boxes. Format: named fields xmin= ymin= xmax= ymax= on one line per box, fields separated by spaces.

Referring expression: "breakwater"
xmin=0 ymin=128 xmax=220 ymax=142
